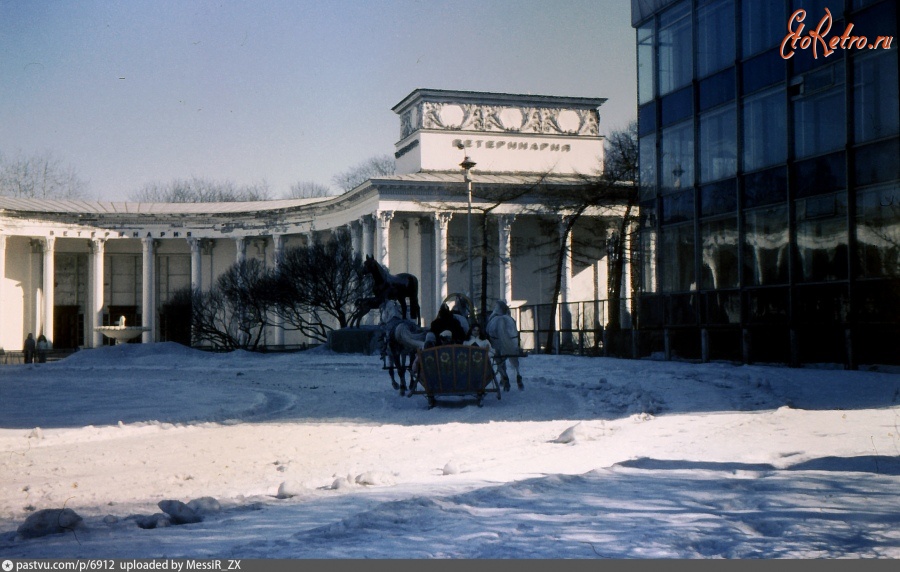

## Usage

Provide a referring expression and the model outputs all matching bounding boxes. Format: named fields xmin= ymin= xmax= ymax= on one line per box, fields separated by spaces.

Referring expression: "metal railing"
xmin=510 ymin=298 xmax=635 ymax=355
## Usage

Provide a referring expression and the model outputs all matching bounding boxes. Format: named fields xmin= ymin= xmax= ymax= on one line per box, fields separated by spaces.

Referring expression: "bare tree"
xmin=0 ymin=150 xmax=87 ymax=199
xmin=602 ymin=121 xmax=639 ymax=332
xmin=130 ymin=176 xmax=272 ymax=202
xmin=539 ymin=121 xmax=638 ymax=352
xmin=191 ymin=258 xmax=273 ymax=350
xmin=286 ymin=181 xmax=333 ymax=199
xmin=332 ymin=154 xmax=396 ymax=193
xmin=268 ymin=232 xmax=372 ymax=342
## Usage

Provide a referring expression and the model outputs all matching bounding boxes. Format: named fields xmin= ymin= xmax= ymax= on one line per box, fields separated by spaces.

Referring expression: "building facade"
xmin=632 ymin=0 xmax=899 ymax=366
xmin=0 ymin=89 xmax=629 ymax=354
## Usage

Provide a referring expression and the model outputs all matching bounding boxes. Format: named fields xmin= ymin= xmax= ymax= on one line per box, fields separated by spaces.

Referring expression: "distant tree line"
xmin=0 ymin=150 xmax=87 ymax=199
xmin=0 ymin=149 xmax=396 ymax=202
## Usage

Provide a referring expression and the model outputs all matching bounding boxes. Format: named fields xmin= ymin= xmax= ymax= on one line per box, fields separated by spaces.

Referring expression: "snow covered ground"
xmin=1 ymin=342 xmax=899 ymax=559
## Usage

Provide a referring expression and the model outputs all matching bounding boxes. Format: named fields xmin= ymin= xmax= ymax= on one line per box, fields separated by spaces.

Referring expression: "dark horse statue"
xmin=361 ymin=255 xmax=420 ymax=322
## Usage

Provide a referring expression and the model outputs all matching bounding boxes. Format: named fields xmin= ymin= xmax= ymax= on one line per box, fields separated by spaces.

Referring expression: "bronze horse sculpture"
xmin=361 ymin=255 xmax=421 ymax=322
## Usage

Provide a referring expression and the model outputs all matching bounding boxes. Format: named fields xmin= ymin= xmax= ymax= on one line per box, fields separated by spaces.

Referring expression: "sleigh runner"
xmin=411 ymin=344 xmax=501 ymax=408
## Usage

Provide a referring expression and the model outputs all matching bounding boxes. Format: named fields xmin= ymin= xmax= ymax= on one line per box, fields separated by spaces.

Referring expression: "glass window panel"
xmin=744 ymin=167 xmax=788 ymax=209
xmin=795 ymin=192 xmax=849 ymax=281
xmin=639 ymin=134 xmax=657 ymax=201
xmin=742 ymin=0 xmax=785 ymax=58
xmin=638 ymin=22 xmax=655 ymax=105
xmin=790 ymin=1 xmax=848 ymax=74
xmin=668 ymin=293 xmax=700 ymax=325
xmin=701 ymin=179 xmax=737 ymax=216
xmin=743 ymin=87 xmax=787 ymax=172
xmin=793 ymin=64 xmax=846 ymax=159
xmin=794 ymin=284 xmax=850 ymax=323
xmin=699 ymin=68 xmax=736 ymax=111
xmin=638 ymin=101 xmax=657 ymax=136
xmin=698 ymin=0 xmax=735 ymax=78
xmin=660 ymin=86 xmax=693 ymax=127
xmin=854 ymin=139 xmax=900 ymax=187
xmin=660 ymin=120 xmax=694 ymax=193
xmin=703 ymin=291 xmax=742 ymax=324
xmin=794 ymin=151 xmax=847 ymax=198
xmin=852 ymin=0 xmax=881 ymax=11
xmin=701 ymin=217 xmax=739 ymax=289
xmin=658 ymin=1 xmax=693 ymax=96
xmin=855 ymin=183 xmax=900 ymax=278
xmin=792 ymin=39 xmax=845 ymax=75
xmin=662 ymin=189 xmax=694 ymax=224
xmin=700 ymin=104 xmax=737 ymax=183
xmin=793 ymin=0 xmax=846 ymax=18
xmin=742 ymin=49 xmax=785 ymax=94
xmin=661 ymin=223 xmax=696 ymax=292
xmin=743 ymin=205 xmax=789 ymax=285
xmin=852 ymin=1 xmax=897 ymax=37
xmin=640 ymin=201 xmax=659 ymax=293
xmin=855 ymin=282 xmax=900 ymax=326
xmin=745 ymin=288 xmax=790 ymax=323
xmin=854 ymin=50 xmax=900 ymax=144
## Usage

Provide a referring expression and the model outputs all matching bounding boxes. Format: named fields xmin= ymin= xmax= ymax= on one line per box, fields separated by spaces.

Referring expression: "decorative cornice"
xmin=405 ymin=102 xmax=599 ymax=139
xmin=394 ymin=89 xmax=605 ymax=141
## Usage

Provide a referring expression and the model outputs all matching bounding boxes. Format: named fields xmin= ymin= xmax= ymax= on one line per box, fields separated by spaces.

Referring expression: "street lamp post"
xmin=459 ymin=153 xmax=476 ymax=307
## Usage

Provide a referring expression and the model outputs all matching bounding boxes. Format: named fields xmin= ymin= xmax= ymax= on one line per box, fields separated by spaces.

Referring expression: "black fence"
xmin=510 ymin=298 xmax=635 ymax=356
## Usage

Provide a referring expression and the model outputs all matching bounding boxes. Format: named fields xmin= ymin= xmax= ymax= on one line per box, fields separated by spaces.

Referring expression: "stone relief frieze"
xmin=400 ymin=111 xmax=413 ymax=139
xmin=414 ymin=102 xmax=599 ymax=136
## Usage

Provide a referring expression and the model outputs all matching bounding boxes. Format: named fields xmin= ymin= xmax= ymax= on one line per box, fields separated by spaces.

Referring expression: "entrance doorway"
xmin=53 ymin=306 xmax=84 ymax=349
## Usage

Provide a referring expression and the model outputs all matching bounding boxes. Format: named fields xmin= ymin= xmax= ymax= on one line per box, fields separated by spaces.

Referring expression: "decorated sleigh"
xmin=410 ymin=344 xmax=501 ymax=408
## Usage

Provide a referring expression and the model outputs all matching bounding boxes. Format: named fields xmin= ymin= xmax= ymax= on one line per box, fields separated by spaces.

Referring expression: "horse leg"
xmin=407 ymin=350 xmax=419 ymax=395
xmin=511 ymin=357 xmax=523 ymax=390
xmin=382 ymin=335 xmax=400 ymax=390
xmin=394 ymin=348 xmax=407 ymax=396
xmin=410 ymin=296 xmax=420 ymax=322
xmin=388 ymin=365 xmax=399 ymax=390
xmin=497 ymin=358 xmax=511 ymax=392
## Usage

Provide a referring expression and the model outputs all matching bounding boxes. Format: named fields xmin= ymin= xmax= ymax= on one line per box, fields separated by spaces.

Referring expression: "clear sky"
xmin=0 ymin=0 xmax=637 ymax=201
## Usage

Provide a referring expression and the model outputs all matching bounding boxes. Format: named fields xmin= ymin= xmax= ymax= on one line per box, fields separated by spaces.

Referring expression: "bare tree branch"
xmin=286 ymin=181 xmax=333 ymax=199
xmin=129 ymin=176 xmax=272 ymax=202
xmin=332 ymin=154 xmax=396 ymax=193
xmin=0 ymin=150 xmax=87 ymax=199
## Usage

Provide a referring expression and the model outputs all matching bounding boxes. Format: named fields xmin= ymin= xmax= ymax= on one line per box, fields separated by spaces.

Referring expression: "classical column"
xmin=31 ymin=240 xmax=42 ymax=337
xmin=376 ymin=210 xmax=393 ymax=267
xmin=558 ymin=217 xmax=573 ymax=347
xmin=42 ymin=237 xmax=56 ymax=343
xmin=361 ymin=215 xmax=374 ymax=259
xmin=0 ymin=234 xmax=5 ymax=349
xmin=272 ymin=234 xmax=285 ymax=347
xmin=188 ymin=238 xmax=202 ymax=292
xmin=141 ymin=237 xmax=155 ymax=343
xmin=348 ymin=222 xmax=360 ymax=255
xmin=433 ymin=212 xmax=452 ymax=315
xmin=90 ymin=238 xmax=106 ymax=348
xmin=202 ymin=239 xmax=215 ymax=290
xmin=235 ymin=237 xmax=246 ymax=264
xmin=498 ymin=214 xmax=515 ymax=304
xmin=272 ymin=234 xmax=285 ymax=266
xmin=622 ymin=219 xmax=637 ymax=322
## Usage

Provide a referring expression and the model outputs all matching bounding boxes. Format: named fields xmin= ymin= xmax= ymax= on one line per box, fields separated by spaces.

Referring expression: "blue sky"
xmin=0 ymin=1 xmax=636 ymax=200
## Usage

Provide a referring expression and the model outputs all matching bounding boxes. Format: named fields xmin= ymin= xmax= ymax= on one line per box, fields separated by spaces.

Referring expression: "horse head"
xmin=379 ymin=299 xmax=403 ymax=324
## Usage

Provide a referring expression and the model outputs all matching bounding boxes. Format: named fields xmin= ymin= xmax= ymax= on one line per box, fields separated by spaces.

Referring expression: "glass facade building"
xmin=632 ymin=0 xmax=899 ymax=366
